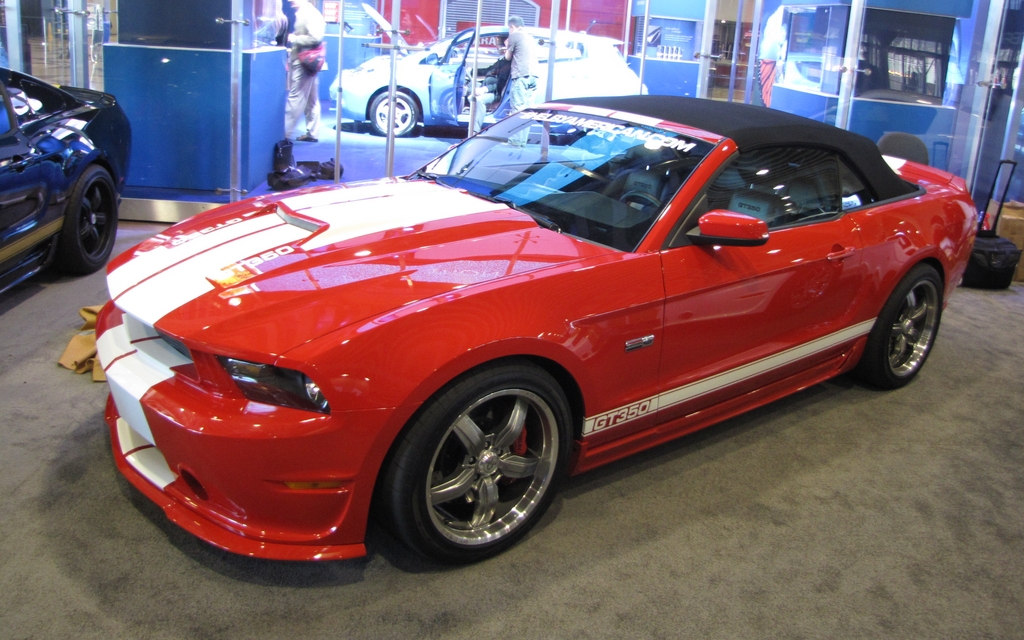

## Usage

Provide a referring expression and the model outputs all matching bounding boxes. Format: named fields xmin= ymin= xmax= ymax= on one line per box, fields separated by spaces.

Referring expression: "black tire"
xmin=54 ymin=165 xmax=118 ymax=275
xmin=855 ymin=263 xmax=943 ymax=389
xmin=368 ymin=91 xmax=420 ymax=137
xmin=379 ymin=360 xmax=572 ymax=563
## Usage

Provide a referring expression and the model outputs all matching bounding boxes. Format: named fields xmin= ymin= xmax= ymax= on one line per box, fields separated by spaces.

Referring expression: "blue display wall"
xmin=104 ymin=44 xmax=287 ymax=192
xmin=627 ymin=0 xmax=705 ymax=97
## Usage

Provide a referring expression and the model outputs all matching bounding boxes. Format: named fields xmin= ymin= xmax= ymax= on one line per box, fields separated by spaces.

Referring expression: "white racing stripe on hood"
xmin=115 ymin=223 xmax=312 ymax=326
xmin=294 ymin=183 xmax=507 ymax=253
xmin=108 ymin=181 xmax=507 ymax=326
xmin=108 ymin=214 xmax=284 ymax=300
xmin=280 ymin=179 xmax=441 ymax=212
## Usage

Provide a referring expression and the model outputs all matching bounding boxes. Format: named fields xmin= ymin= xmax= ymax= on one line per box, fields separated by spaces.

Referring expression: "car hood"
xmin=348 ymin=50 xmax=429 ymax=75
xmin=106 ymin=180 xmax=612 ymax=358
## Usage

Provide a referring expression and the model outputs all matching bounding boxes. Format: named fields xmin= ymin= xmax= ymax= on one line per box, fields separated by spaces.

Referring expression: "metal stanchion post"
xmin=215 ymin=3 xmax=249 ymax=203
xmin=334 ymin=3 xmax=345 ymax=183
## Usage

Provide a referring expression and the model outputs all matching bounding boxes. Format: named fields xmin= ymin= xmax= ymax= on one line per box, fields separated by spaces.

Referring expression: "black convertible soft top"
xmin=559 ymin=95 xmax=916 ymax=202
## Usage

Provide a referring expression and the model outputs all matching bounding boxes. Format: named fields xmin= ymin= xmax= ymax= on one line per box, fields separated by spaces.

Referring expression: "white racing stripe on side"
xmin=583 ymin=319 xmax=876 ymax=436
xmin=114 ymin=223 xmax=311 ymax=326
xmin=108 ymin=214 xmax=283 ymax=299
xmin=657 ymin=319 xmax=875 ymax=411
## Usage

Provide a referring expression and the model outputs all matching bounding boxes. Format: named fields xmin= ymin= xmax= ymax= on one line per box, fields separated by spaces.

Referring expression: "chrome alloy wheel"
xmin=371 ymin=92 xmax=417 ymax=137
xmin=887 ymin=278 xmax=939 ymax=377
xmin=425 ymin=389 xmax=558 ymax=546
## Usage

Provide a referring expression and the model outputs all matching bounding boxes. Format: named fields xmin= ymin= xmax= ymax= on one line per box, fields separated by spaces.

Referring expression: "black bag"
xmin=316 ymin=159 xmax=342 ymax=180
xmin=267 ymin=165 xmax=315 ymax=191
xmin=298 ymin=159 xmax=343 ymax=181
xmin=297 ymin=160 xmax=322 ymax=175
xmin=273 ymin=139 xmax=294 ymax=172
xmin=962 ymin=160 xmax=1023 ymax=289
xmin=962 ymin=236 xmax=1022 ymax=289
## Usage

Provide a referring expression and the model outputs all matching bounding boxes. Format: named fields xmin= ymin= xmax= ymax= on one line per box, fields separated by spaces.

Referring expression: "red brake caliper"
xmin=511 ymin=426 xmax=528 ymax=456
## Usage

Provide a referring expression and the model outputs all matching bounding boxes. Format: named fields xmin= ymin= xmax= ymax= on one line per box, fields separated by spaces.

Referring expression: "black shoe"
xmin=297 ymin=134 xmax=318 ymax=142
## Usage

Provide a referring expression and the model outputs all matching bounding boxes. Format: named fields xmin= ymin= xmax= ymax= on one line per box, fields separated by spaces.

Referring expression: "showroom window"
xmin=442 ymin=0 xmax=540 ymax=37
xmin=855 ymin=10 xmax=956 ymax=104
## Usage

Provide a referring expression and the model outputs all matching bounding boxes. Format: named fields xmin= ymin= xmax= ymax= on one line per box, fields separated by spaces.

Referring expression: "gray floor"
xmin=2 ymin=222 xmax=1023 ymax=639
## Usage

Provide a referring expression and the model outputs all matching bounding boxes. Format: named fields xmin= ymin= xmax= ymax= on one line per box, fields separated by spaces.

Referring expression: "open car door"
xmin=430 ymin=28 xmax=509 ymax=125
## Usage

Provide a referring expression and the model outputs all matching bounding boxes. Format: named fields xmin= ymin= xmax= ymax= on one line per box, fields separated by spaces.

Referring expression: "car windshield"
xmin=418 ymin=109 xmax=714 ymax=252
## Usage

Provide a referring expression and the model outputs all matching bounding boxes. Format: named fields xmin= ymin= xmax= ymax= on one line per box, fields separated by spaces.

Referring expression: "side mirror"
xmin=686 ymin=210 xmax=769 ymax=247
xmin=422 ymin=52 xmax=440 ymax=65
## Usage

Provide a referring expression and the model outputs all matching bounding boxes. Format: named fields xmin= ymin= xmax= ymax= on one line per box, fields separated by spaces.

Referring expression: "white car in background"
xmin=332 ymin=26 xmax=645 ymax=136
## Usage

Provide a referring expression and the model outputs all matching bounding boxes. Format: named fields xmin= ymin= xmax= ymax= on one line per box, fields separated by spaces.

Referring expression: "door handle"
xmin=827 ymin=246 xmax=856 ymax=261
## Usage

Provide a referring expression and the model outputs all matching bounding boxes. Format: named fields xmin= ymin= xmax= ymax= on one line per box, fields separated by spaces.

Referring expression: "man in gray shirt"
xmin=504 ymin=15 xmax=536 ymax=114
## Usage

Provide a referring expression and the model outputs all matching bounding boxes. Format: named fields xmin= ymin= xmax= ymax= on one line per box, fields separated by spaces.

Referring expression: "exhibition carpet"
xmin=1 ymin=222 xmax=1023 ymax=637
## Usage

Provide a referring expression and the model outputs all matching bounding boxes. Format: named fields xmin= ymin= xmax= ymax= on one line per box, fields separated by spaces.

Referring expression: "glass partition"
xmin=775 ymin=5 xmax=848 ymax=97
xmin=855 ymin=10 xmax=955 ymax=105
xmin=703 ymin=0 xmax=756 ymax=102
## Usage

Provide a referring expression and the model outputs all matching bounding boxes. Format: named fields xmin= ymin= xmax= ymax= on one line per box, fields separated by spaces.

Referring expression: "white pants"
xmin=472 ymin=91 xmax=496 ymax=134
xmin=285 ymin=61 xmax=320 ymax=139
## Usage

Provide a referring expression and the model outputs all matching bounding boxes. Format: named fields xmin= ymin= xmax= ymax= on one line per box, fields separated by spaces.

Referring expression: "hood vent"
xmin=276 ymin=204 xmax=322 ymax=232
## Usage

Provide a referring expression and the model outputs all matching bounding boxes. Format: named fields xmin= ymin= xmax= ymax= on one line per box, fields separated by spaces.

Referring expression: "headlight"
xmin=220 ymin=357 xmax=330 ymax=414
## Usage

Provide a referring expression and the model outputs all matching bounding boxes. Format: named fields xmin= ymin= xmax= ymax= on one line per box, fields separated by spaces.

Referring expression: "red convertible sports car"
xmin=96 ymin=96 xmax=977 ymax=563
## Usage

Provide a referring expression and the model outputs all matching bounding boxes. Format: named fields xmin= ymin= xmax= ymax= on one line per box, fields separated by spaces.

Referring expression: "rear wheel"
xmin=55 ymin=165 xmax=118 ymax=275
xmin=855 ymin=263 xmax=942 ymax=389
xmin=379 ymin=360 xmax=572 ymax=563
xmin=369 ymin=91 xmax=419 ymax=137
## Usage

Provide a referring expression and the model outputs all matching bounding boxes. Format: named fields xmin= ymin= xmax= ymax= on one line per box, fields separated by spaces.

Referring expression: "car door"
xmin=656 ymin=146 xmax=872 ymax=426
xmin=429 ymin=28 xmax=507 ymax=125
xmin=0 ymin=83 xmax=54 ymax=269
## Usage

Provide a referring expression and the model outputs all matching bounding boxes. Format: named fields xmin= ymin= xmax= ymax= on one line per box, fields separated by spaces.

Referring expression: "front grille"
xmin=157 ymin=330 xmax=193 ymax=362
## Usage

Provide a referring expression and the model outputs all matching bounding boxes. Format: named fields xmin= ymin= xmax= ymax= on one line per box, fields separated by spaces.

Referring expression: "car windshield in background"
xmin=419 ymin=109 xmax=714 ymax=252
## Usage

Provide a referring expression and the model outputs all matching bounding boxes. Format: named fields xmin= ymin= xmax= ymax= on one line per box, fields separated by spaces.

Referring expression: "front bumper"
xmin=97 ymin=302 xmax=389 ymax=561
xmin=104 ymin=397 xmax=368 ymax=561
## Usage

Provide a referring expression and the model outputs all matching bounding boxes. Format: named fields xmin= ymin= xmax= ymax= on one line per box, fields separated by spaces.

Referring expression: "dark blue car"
xmin=0 ymin=68 xmax=130 ymax=294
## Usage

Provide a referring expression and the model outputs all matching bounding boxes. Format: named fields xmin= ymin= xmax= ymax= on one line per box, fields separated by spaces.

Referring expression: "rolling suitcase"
xmin=962 ymin=159 xmax=1023 ymax=289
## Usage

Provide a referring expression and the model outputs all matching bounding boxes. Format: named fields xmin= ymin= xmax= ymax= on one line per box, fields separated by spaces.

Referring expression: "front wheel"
xmin=55 ymin=165 xmax=118 ymax=275
xmin=379 ymin=361 xmax=572 ymax=563
xmin=368 ymin=91 xmax=420 ymax=137
xmin=855 ymin=263 xmax=943 ymax=389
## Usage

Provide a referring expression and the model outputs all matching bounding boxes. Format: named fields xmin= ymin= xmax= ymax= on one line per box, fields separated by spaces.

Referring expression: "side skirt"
xmin=0 ymin=235 xmax=58 ymax=295
xmin=569 ymin=339 xmax=866 ymax=475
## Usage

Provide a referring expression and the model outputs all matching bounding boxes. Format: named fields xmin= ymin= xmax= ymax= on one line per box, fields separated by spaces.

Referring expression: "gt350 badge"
xmin=583 ymin=398 xmax=656 ymax=434
xmin=210 ymin=245 xmax=295 ymax=287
